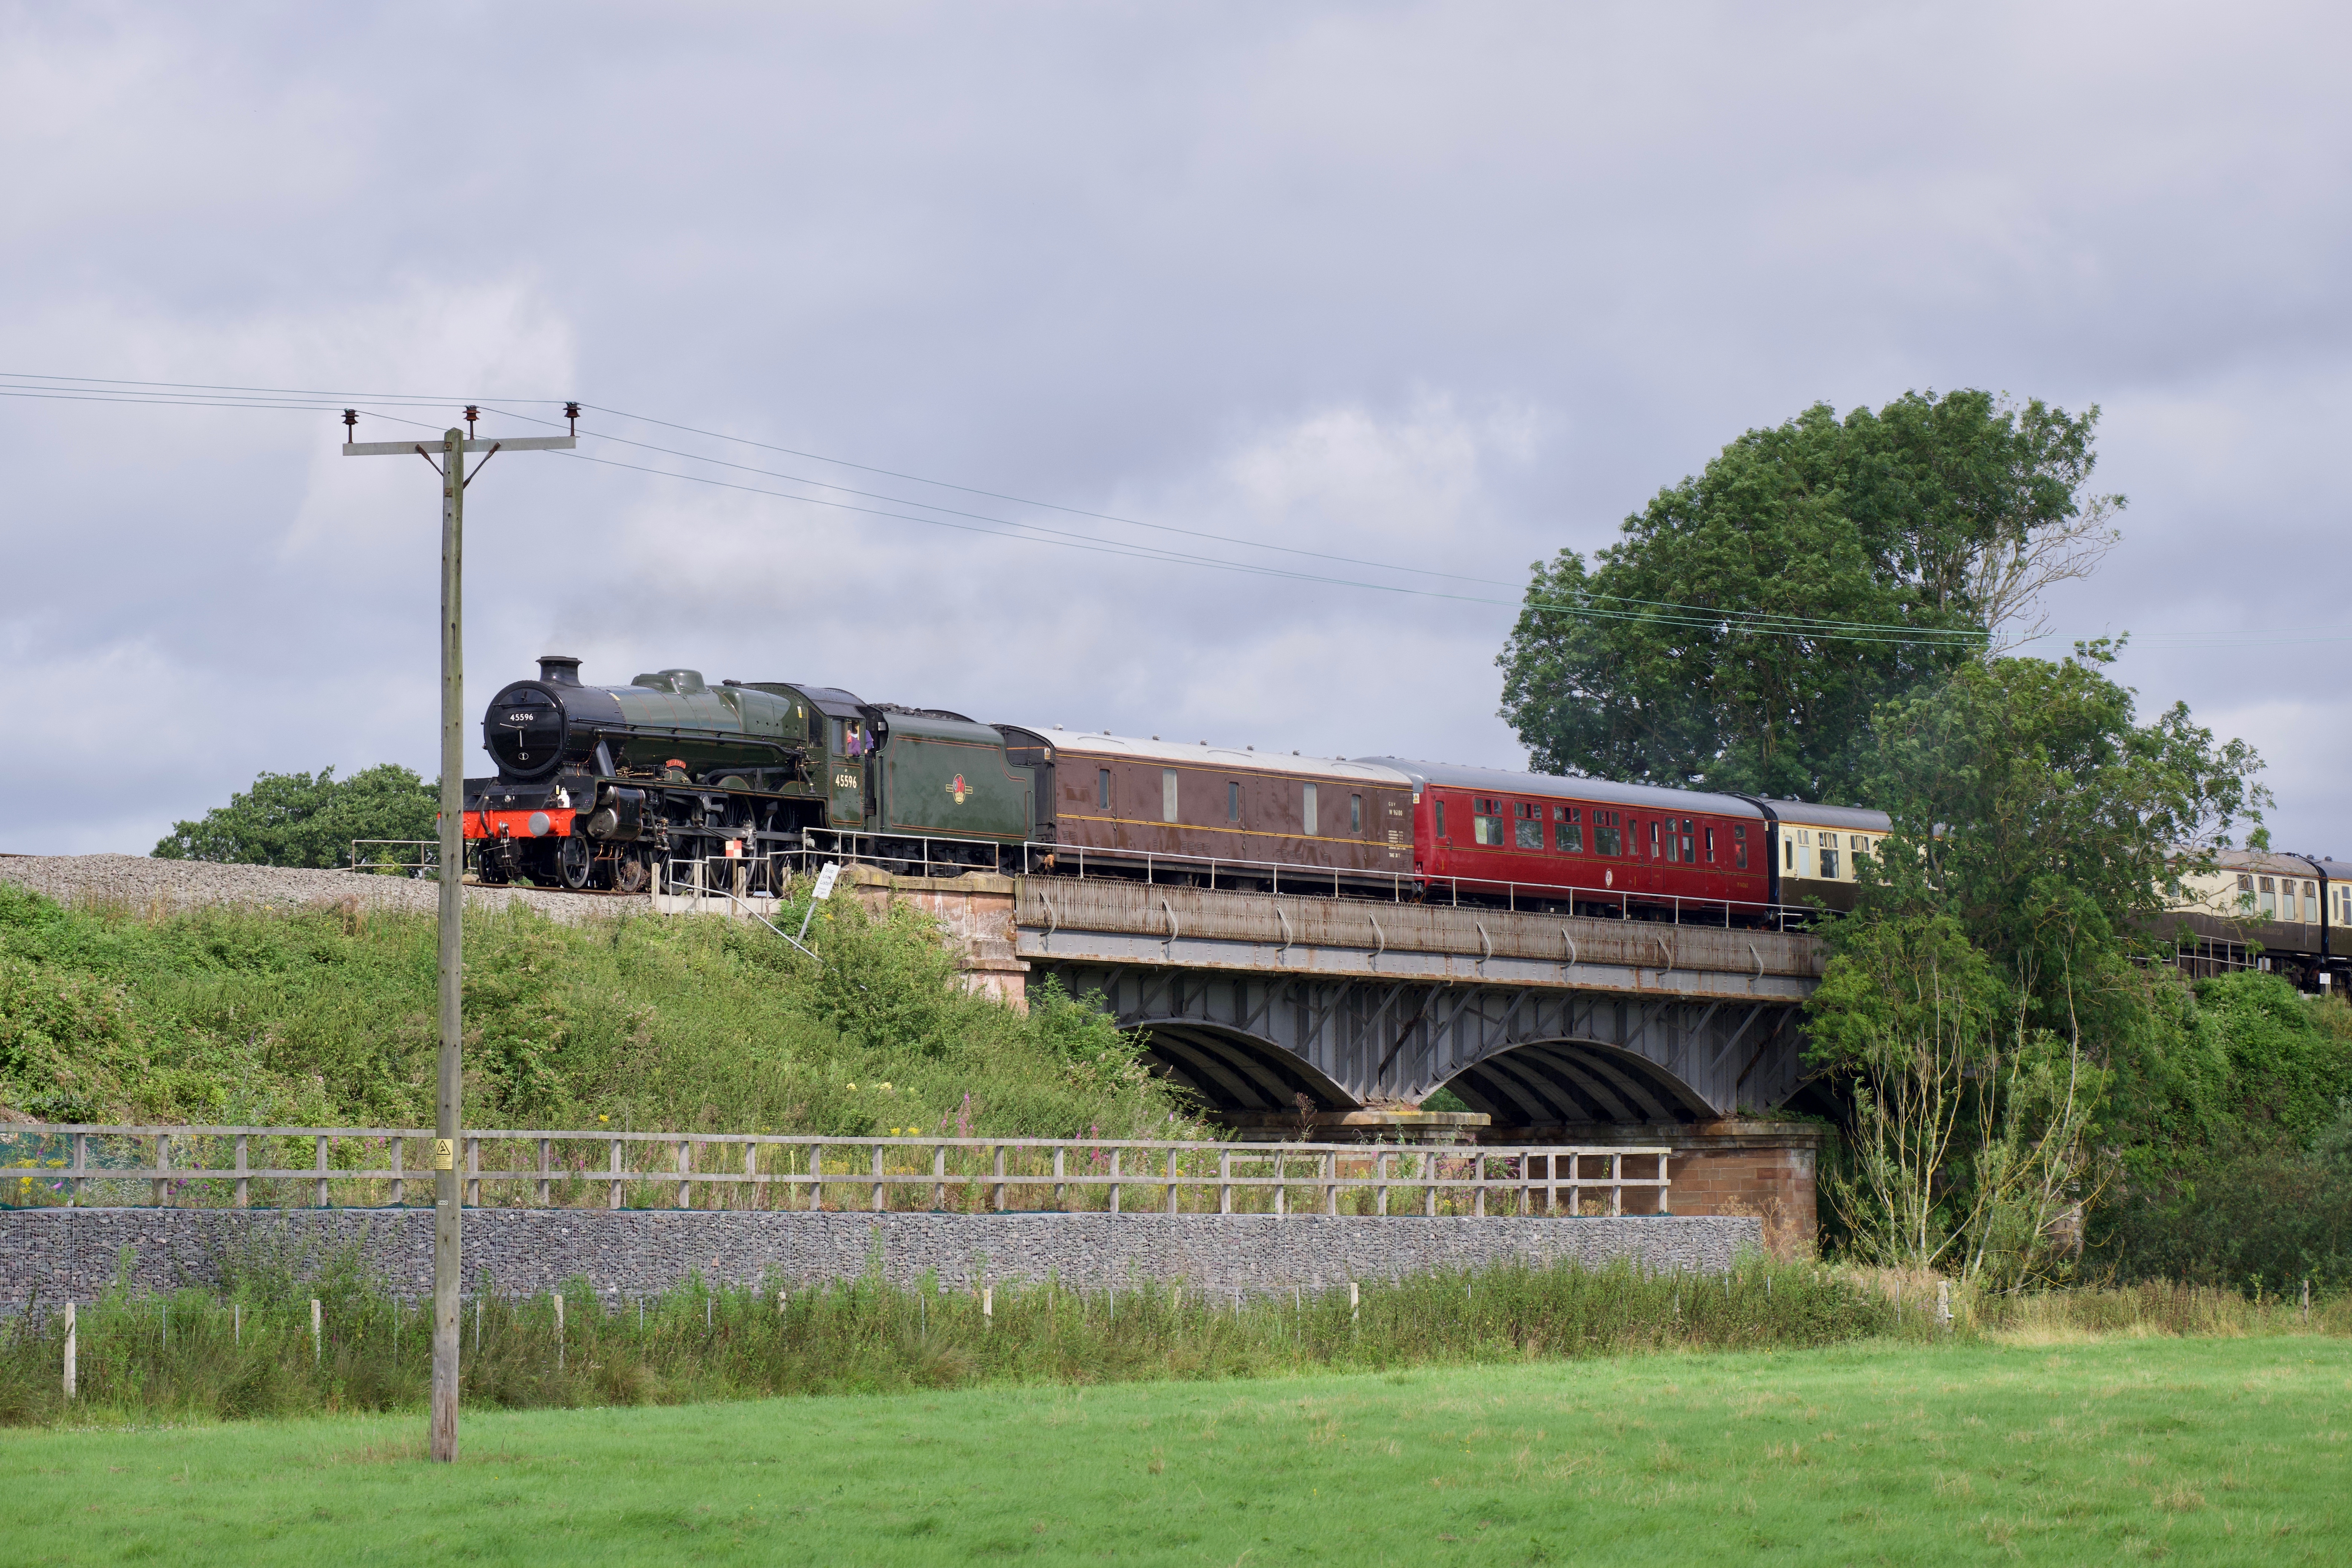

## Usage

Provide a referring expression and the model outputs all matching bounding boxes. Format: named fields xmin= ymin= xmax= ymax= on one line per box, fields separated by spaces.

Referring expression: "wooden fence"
xmin=2 ymin=1125 xmax=1670 ymax=1219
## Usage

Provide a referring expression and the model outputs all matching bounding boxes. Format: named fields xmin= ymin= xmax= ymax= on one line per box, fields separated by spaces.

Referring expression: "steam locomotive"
xmin=464 ymin=656 xmax=2349 ymax=983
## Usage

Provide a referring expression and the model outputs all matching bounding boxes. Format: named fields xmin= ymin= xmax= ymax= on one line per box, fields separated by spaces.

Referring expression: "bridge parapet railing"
xmin=1 ymin=1126 xmax=1668 ymax=1220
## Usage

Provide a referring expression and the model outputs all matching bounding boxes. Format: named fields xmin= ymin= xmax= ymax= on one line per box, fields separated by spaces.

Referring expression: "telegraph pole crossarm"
xmin=341 ymin=416 xmax=574 ymax=1464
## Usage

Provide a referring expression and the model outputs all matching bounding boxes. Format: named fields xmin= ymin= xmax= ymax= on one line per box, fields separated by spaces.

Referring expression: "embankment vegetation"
xmin=12 ymin=1245 xmax=2343 ymax=1430
xmin=0 ymin=880 xmax=1195 ymax=1142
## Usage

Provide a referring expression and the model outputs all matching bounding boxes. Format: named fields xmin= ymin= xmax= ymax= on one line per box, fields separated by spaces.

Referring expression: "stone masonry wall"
xmin=0 ymin=1208 xmax=1758 ymax=1306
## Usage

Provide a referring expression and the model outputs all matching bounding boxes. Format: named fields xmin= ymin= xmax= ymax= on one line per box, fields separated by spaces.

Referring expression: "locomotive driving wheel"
xmin=558 ymin=834 xmax=596 ymax=890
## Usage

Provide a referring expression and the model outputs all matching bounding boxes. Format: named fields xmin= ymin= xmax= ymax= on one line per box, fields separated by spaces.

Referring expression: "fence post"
xmin=311 ymin=1298 xmax=322 ymax=1365
xmin=234 ymin=1134 xmax=250 ymax=1209
xmin=1166 ymin=1148 xmax=1180 ymax=1215
xmin=676 ymin=1139 xmax=691 ymax=1210
xmin=609 ymin=1138 xmax=623 ymax=1210
xmin=993 ymin=1145 xmax=1007 ymax=1213
xmin=554 ymin=1291 xmax=565 ymax=1371
xmin=1473 ymin=1150 xmax=1485 ymax=1219
xmin=62 ymin=1302 xmax=75 ymax=1400
xmin=539 ymin=1137 xmax=553 ymax=1207
xmin=1323 ymin=1151 xmax=1336 ymax=1215
xmin=933 ymin=1144 xmax=946 ymax=1211
xmin=810 ymin=1143 xmax=823 ymax=1211
xmin=315 ymin=1134 xmax=331 ymax=1208
xmin=1109 ymin=1148 xmax=1121 ymax=1215
xmin=1218 ymin=1148 xmax=1232 ymax=1214
xmin=746 ymin=1139 xmax=760 ymax=1211
xmin=391 ymin=1136 xmax=404 ymax=1207
xmin=153 ymin=1132 xmax=169 ymax=1208
xmin=1378 ymin=1149 xmax=1390 ymax=1217
xmin=1609 ymin=1152 xmax=1623 ymax=1217
xmin=871 ymin=1142 xmax=885 ymax=1213
xmin=1053 ymin=1145 xmax=1066 ymax=1211
xmin=466 ymin=1136 xmax=482 ymax=1208
xmin=71 ymin=1132 xmax=86 ymax=1207
xmin=1424 ymin=1150 xmax=1438 ymax=1217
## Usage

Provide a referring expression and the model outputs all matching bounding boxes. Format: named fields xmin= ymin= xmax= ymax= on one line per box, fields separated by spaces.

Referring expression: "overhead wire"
xmin=0 ymin=369 xmax=2328 ymax=652
xmin=0 ymin=369 xmax=1990 ymax=645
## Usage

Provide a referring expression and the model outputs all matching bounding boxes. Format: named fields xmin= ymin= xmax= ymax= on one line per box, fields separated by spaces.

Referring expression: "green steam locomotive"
xmin=466 ymin=656 xmax=1052 ymax=890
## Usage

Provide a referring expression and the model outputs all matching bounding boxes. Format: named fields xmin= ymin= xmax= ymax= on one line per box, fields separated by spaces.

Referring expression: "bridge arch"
xmin=1432 ymin=1037 xmax=1717 ymax=1127
xmin=1132 ymin=1019 xmax=1355 ymax=1116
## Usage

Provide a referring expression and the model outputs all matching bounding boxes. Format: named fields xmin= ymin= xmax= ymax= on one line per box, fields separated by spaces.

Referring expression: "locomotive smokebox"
xmin=538 ymin=654 xmax=583 ymax=686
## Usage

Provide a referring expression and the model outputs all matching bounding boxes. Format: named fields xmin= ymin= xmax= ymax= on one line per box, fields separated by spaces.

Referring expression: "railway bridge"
xmin=1009 ymin=877 xmax=1819 ymax=1131
xmin=677 ymin=868 xmax=1834 ymax=1243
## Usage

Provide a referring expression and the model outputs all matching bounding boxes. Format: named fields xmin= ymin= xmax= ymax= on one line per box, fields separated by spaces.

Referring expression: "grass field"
xmin=4 ymin=1336 xmax=2346 ymax=1565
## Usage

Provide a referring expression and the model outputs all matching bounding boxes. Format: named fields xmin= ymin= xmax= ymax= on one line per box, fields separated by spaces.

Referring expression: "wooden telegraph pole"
xmin=342 ymin=407 xmax=575 ymax=1461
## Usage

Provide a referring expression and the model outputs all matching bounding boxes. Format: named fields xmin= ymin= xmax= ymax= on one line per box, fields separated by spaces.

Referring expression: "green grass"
xmin=0 ymin=880 xmax=1195 ymax=1141
xmin=1 ymin=1258 xmax=1906 ymax=1424
xmin=3 ymin=1337 xmax=2346 ymax=1564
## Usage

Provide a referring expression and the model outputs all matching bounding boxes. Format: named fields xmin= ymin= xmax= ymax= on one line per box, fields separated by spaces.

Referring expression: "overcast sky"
xmin=5 ymin=2 xmax=2347 ymax=857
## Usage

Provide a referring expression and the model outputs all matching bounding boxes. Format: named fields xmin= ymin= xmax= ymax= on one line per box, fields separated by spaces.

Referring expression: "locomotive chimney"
xmin=537 ymin=655 xmax=583 ymax=686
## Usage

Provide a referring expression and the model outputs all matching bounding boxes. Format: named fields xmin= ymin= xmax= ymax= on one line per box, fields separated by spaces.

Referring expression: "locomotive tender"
xmin=462 ymin=656 xmax=2348 ymax=981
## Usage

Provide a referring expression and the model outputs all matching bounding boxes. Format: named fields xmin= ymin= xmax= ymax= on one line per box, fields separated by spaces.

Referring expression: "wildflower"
xmin=847 ymin=1083 xmax=858 ymax=1091
xmin=880 ymin=1082 xmax=893 ymax=1092
xmin=599 ymin=1114 xmax=609 ymax=1123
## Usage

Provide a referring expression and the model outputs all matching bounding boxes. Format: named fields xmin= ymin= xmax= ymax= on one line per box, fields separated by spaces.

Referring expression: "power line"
xmin=2 ymin=370 xmax=2332 ymax=652
xmin=0 ymin=370 xmax=1990 ymax=643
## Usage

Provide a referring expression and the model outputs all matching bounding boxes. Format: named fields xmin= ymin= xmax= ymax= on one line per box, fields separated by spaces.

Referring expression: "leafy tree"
xmin=1807 ymin=646 xmax=2268 ymax=1282
xmin=1496 ymin=390 xmax=2119 ymax=801
xmin=151 ymin=765 xmax=438 ymax=869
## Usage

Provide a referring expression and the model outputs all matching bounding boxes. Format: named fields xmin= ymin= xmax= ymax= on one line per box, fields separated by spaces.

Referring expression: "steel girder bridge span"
xmin=1016 ymin=879 xmax=1821 ymax=1130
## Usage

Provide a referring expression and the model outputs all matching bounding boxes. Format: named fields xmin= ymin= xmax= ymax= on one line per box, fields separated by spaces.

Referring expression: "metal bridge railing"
xmin=653 ymin=833 xmax=1824 ymax=932
xmin=2 ymin=1126 xmax=1670 ymax=1220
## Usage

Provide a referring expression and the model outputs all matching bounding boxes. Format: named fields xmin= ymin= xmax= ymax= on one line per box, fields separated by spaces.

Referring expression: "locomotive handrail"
xmin=1 ymin=1125 xmax=1671 ymax=1221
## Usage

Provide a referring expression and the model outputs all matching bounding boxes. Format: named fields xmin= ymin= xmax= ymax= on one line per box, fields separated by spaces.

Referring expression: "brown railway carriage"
xmin=1018 ymin=730 xmax=1415 ymax=890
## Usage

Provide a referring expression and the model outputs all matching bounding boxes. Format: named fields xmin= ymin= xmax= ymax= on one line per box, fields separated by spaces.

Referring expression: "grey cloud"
xmin=2 ymin=1 xmax=2347 ymax=853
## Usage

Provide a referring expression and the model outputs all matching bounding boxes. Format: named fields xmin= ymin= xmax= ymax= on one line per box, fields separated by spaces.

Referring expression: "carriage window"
xmin=1473 ymin=796 xmax=1504 ymax=845
xmin=1732 ymin=823 xmax=1747 ymax=870
xmin=1679 ymin=821 xmax=1695 ymax=862
xmin=1595 ymin=819 xmax=1621 ymax=857
xmin=2306 ymin=881 xmax=2318 ymax=920
xmin=1162 ymin=767 xmax=1178 ymax=823
xmin=1785 ymin=837 xmax=1795 ymax=871
xmin=1098 ymin=768 xmax=1111 ymax=812
xmin=1351 ymin=793 xmax=1363 ymax=835
xmin=1303 ymin=782 xmax=1318 ymax=836
xmin=1556 ymin=805 xmax=1583 ymax=853
xmin=1227 ymin=781 xmax=1241 ymax=823
xmin=1704 ymin=826 xmax=1715 ymax=862
xmin=1821 ymin=842 xmax=1841 ymax=879
xmin=2259 ymin=876 xmax=2276 ymax=917
xmin=1434 ymin=798 xmax=1447 ymax=838
xmin=1648 ymin=821 xmax=1660 ymax=859
xmin=2237 ymin=873 xmax=2255 ymax=911
xmin=1514 ymin=802 xmax=1543 ymax=850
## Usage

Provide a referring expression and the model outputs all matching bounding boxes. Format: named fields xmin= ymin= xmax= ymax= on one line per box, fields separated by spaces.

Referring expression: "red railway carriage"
xmin=1351 ymin=757 xmax=1773 ymax=917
